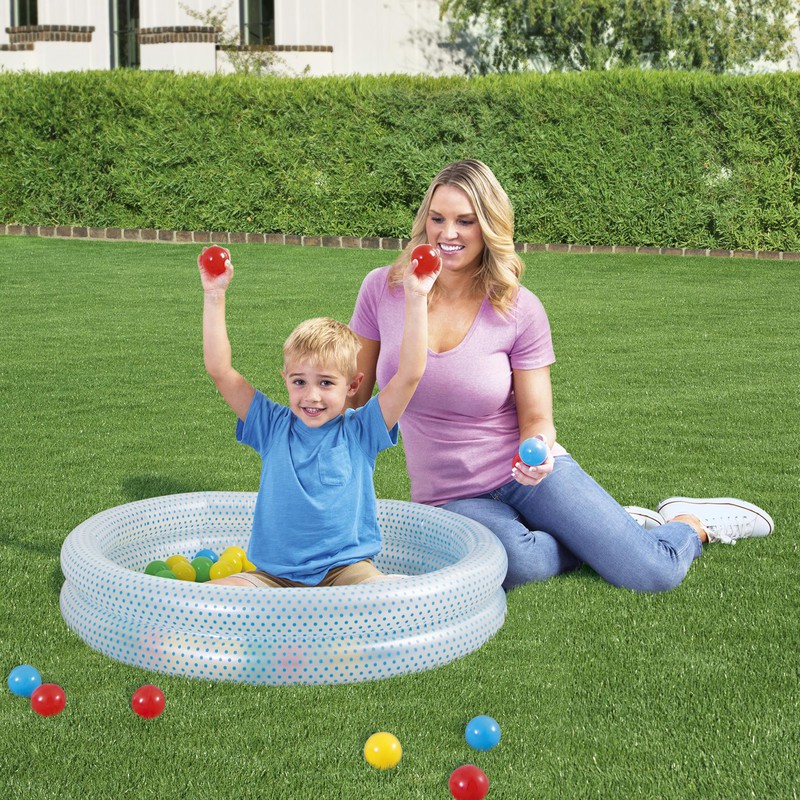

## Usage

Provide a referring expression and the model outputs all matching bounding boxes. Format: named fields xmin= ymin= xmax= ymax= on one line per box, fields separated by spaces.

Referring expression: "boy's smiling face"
xmin=282 ymin=358 xmax=362 ymax=427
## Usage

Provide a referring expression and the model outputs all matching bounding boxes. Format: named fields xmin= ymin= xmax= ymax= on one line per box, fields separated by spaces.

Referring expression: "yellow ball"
xmin=219 ymin=556 xmax=242 ymax=573
xmin=363 ymin=732 xmax=402 ymax=770
xmin=221 ymin=546 xmax=247 ymax=563
xmin=165 ymin=554 xmax=190 ymax=569
xmin=209 ymin=560 xmax=235 ymax=581
xmin=170 ymin=560 xmax=196 ymax=581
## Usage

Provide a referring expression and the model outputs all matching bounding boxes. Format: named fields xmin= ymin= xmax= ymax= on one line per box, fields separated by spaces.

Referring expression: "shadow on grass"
xmin=0 ymin=529 xmax=62 ymax=560
xmin=121 ymin=474 xmax=202 ymax=501
xmin=44 ymin=475 xmax=211 ymax=600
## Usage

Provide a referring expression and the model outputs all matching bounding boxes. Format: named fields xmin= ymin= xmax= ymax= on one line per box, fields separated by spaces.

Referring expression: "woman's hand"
xmin=512 ymin=436 xmax=554 ymax=487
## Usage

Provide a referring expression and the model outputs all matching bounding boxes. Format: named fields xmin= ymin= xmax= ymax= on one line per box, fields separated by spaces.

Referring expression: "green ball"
xmin=156 ymin=569 xmax=178 ymax=579
xmin=191 ymin=556 xmax=214 ymax=583
xmin=145 ymin=560 xmax=170 ymax=576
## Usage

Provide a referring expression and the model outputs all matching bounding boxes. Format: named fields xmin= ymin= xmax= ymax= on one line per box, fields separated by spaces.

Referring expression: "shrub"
xmin=1 ymin=69 xmax=798 ymax=250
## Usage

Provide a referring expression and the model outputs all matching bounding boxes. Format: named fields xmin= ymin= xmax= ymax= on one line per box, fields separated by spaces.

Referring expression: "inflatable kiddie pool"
xmin=60 ymin=493 xmax=508 ymax=685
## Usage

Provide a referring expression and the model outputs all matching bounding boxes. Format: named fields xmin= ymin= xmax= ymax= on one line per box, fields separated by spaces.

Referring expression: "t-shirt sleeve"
xmin=509 ymin=288 xmax=556 ymax=370
xmin=349 ymin=267 xmax=388 ymax=341
xmin=345 ymin=394 xmax=398 ymax=457
xmin=235 ymin=390 xmax=280 ymax=455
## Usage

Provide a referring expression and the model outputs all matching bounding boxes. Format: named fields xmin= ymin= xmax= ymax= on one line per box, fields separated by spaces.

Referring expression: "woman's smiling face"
xmin=425 ymin=184 xmax=485 ymax=276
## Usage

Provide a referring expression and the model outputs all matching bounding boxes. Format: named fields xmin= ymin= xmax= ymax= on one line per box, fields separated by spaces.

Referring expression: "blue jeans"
xmin=442 ymin=455 xmax=703 ymax=593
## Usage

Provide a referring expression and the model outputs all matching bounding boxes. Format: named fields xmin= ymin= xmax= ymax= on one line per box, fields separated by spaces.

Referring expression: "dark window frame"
xmin=109 ymin=0 xmax=140 ymax=69
xmin=240 ymin=0 xmax=275 ymax=46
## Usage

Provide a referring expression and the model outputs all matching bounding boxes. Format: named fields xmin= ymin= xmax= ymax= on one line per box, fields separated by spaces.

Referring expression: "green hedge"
xmin=1 ymin=69 xmax=798 ymax=250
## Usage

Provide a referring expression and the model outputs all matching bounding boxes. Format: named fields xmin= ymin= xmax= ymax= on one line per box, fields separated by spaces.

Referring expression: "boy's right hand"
xmin=198 ymin=251 xmax=233 ymax=291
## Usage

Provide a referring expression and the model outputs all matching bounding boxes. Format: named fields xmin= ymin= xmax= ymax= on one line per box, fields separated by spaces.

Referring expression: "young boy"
xmin=199 ymin=251 xmax=439 ymax=587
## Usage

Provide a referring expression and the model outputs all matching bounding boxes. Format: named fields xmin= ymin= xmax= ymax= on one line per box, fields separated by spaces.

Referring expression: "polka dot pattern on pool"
xmin=60 ymin=493 xmax=508 ymax=685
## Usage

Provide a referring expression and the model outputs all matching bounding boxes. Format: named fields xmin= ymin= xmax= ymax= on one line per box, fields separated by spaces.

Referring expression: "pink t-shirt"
xmin=350 ymin=266 xmax=565 ymax=506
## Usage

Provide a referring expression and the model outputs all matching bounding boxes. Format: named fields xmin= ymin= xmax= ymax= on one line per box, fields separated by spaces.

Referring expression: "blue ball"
xmin=7 ymin=664 xmax=42 ymax=698
xmin=519 ymin=437 xmax=548 ymax=467
xmin=465 ymin=714 xmax=501 ymax=751
xmin=195 ymin=548 xmax=218 ymax=563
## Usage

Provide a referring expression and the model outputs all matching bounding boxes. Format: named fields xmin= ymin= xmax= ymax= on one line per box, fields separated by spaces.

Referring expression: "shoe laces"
xmin=706 ymin=516 xmax=756 ymax=544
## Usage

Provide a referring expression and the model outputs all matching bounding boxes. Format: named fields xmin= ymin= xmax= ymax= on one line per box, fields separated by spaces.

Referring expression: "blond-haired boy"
xmin=200 ymin=253 xmax=439 ymax=587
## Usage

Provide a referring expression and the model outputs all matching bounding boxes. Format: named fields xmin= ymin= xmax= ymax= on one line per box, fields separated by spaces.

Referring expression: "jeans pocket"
xmin=318 ymin=444 xmax=352 ymax=486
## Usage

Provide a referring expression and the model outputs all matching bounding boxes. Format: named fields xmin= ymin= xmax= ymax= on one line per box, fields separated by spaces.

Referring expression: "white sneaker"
xmin=624 ymin=506 xmax=666 ymax=530
xmin=656 ymin=497 xmax=774 ymax=544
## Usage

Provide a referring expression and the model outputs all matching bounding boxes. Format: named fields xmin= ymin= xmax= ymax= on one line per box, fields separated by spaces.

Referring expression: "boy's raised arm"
xmin=377 ymin=258 xmax=439 ymax=430
xmin=200 ymin=254 xmax=255 ymax=422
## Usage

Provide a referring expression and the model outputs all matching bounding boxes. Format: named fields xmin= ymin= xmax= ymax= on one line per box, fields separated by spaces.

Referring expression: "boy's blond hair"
xmin=283 ymin=317 xmax=361 ymax=378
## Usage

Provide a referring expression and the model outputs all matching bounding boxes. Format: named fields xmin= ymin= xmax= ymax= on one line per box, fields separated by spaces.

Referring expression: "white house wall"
xmin=38 ymin=0 xmax=92 ymax=25
xmin=140 ymin=0 xmax=219 ymax=28
xmin=277 ymin=0 xmax=457 ymax=75
xmin=1 ymin=0 xmax=461 ymax=75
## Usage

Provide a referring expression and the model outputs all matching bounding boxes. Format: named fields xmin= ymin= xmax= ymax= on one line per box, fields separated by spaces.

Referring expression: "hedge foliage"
xmin=1 ymin=69 xmax=798 ymax=250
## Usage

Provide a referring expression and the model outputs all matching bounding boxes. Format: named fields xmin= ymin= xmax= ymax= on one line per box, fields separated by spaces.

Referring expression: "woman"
xmin=348 ymin=160 xmax=773 ymax=592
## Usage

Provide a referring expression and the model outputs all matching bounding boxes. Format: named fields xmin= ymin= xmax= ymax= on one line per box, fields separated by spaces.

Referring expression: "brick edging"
xmin=2 ymin=223 xmax=799 ymax=260
xmin=138 ymin=26 xmax=218 ymax=45
xmin=6 ymin=25 xmax=95 ymax=43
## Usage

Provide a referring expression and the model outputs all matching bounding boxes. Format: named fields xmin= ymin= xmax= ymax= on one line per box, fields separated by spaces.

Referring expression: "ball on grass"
xmin=465 ymin=715 xmax=501 ymax=751
xmin=363 ymin=731 xmax=403 ymax=769
xmin=7 ymin=664 xmax=42 ymax=698
xmin=30 ymin=683 xmax=66 ymax=717
xmin=448 ymin=764 xmax=489 ymax=800
xmin=131 ymin=684 xmax=165 ymax=719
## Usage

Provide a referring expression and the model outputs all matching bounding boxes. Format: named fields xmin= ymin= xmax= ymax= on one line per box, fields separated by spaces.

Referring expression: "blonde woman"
xmin=349 ymin=160 xmax=773 ymax=592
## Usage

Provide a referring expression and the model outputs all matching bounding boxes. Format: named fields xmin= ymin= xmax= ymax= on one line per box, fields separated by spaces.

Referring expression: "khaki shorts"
xmin=230 ymin=559 xmax=387 ymax=588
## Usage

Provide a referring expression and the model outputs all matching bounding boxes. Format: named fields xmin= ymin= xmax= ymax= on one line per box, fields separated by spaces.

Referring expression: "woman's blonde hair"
xmin=283 ymin=317 xmax=361 ymax=378
xmin=390 ymin=160 xmax=524 ymax=314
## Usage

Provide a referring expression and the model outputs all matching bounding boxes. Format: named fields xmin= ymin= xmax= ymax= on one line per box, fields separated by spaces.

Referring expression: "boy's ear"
xmin=347 ymin=372 xmax=364 ymax=395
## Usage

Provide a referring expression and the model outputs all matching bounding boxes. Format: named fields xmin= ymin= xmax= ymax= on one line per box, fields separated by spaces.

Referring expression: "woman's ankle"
xmin=672 ymin=513 xmax=709 ymax=543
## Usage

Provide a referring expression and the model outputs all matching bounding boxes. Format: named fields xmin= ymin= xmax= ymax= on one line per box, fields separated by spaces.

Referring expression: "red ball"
xmin=30 ymin=683 xmax=66 ymax=717
xmin=411 ymin=244 xmax=441 ymax=275
xmin=199 ymin=245 xmax=230 ymax=276
xmin=131 ymin=684 xmax=165 ymax=719
xmin=449 ymin=764 xmax=489 ymax=800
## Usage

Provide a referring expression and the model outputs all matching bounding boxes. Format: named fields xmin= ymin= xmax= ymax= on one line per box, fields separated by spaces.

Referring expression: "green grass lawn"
xmin=1 ymin=237 xmax=798 ymax=799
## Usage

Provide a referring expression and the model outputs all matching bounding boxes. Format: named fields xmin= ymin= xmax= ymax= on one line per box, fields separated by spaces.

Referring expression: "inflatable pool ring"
xmin=60 ymin=493 xmax=507 ymax=685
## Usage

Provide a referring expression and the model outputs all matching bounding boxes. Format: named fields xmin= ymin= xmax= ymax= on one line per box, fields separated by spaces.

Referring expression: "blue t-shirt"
xmin=236 ymin=392 xmax=398 ymax=585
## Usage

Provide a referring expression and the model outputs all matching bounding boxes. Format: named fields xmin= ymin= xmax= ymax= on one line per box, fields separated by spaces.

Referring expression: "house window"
xmin=241 ymin=0 xmax=274 ymax=45
xmin=110 ymin=0 xmax=139 ymax=68
xmin=13 ymin=0 xmax=38 ymax=26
